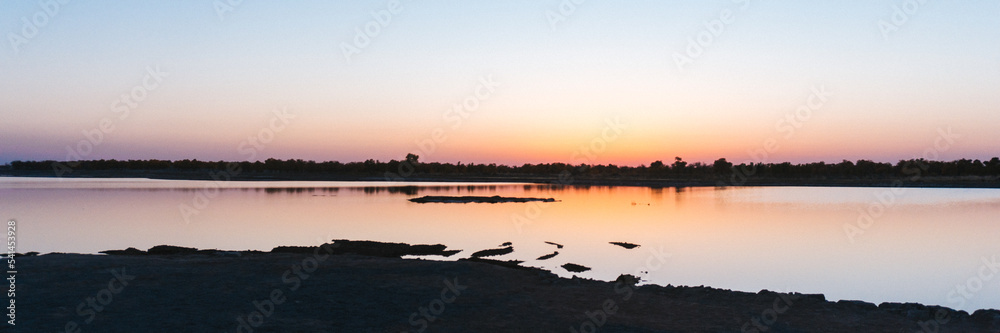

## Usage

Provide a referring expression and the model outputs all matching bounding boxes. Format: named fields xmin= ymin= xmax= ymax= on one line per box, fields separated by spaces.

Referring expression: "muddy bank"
xmin=14 ymin=244 xmax=1000 ymax=332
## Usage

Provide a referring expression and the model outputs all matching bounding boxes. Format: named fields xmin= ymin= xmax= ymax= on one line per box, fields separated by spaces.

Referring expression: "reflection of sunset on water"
xmin=3 ymin=178 xmax=999 ymax=311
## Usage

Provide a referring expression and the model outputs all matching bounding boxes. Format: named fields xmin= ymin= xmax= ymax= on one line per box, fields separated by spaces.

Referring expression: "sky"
xmin=1 ymin=0 xmax=998 ymax=166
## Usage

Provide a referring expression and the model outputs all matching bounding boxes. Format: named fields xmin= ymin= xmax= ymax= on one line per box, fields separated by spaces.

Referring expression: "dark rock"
xmin=270 ymin=246 xmax=319 ymax=254
xmin=971 ymin=309 xmax=1000 ymax=326
xmin=100 ymin=247 xmax=146 ymax=256
xmin=212 ymin=251 xmax=244 ymax=257
xmin=925 ymin=306 xmax=963 ymax=323
xmin=147 ymin=245 xmax=199 ymax=255
xmin=295 ymin=240 xmax=462 ymax=258
xmin=544 ymin=241 xmax=564 ymax=249
xmin=878 ymin=302 xmax=935 ymax=320
xmin=609 ymin=242 xmax=640 ymax=249
xmin=536 ymin=251 xmax=559 ymax=260
xmin=951 ymin=309 xmax=971 ymax=321
xmin=837 ymin=300 xmax=877 ymax=312
xmin=500 ymin=242 xmax=512 ymax=247
xmin=562 ymin=263 xmax=591 ymax=273
xmin=460 ymin=257 xmax=525 ymax=269
xmin=796 ymin=293 xmax=826 ymax=302
xmin=878 ymin=302 xmax=925 ymax=312
xmin=615 ymin=274 xmax=640 ymax=286
xmin=470 ymin=247 xmax=513 ymax=258
xmin=680 ymin=286 xmax=710 ymax=298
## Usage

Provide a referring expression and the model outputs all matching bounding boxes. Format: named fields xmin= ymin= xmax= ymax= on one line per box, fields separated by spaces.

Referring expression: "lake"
xmin=2 ymin=177 xmax=999 ymax=312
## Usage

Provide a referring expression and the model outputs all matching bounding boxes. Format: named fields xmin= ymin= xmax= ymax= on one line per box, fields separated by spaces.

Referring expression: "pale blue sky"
xmin=1 ymin=1 xmax=998 ymax=165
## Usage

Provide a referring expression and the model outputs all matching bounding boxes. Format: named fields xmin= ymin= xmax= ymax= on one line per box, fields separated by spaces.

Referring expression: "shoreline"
xmin=3 ymin=170 xmax=1000 ymax=189
xmin=16 ymin=242 xmax=1000 ymax=332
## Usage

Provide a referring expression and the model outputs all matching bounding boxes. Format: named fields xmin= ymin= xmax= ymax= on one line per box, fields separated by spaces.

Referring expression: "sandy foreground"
xmin=9 ymin=246 xmax=1000 ymax=333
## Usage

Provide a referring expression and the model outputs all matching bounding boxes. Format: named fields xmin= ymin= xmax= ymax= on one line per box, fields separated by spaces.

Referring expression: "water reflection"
xmin=0 ymin=178 xmax=601 ymax=196
xmin=3 ymin=178 xmax=1000 ymax=312
xmin=263 ymin=187 xmax=341 ymax=194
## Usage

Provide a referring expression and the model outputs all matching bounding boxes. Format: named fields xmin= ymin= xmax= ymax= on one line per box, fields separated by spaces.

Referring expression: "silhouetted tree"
xmin=671 ymin=157 xmax=687 ymax=174
xmin=713 ymin=158 xmax=732 ymax=174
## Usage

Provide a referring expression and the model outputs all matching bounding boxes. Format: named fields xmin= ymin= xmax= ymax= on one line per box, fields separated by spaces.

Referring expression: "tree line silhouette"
xmin=4 ymin=155 xmax=1000 ymax=181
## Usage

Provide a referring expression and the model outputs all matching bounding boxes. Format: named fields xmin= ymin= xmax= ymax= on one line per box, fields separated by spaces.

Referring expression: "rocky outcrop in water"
xmin=470 ymin=246 xmax=514 ymax=258
xmin=460 ymin=257 xmax=527 ymax=270
xmin=103 ymin=240 xmax=460 ymax=258
xmin=272 ymin=239 xmax=461 ymax=257
xmin=562 ymin=263 xmax=591 ymax=273
xmin=536 ymin=251 xmax=559 ymax=260
xmin=610 ymin=242 xmax=640 ymax=249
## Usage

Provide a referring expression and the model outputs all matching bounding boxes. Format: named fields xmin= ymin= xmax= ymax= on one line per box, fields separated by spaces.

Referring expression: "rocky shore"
xmin=13 ymin=241 xmax=1000 ymax=332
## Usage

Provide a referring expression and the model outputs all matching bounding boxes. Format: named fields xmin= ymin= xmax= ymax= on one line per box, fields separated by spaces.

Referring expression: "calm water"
xmin=2 ymin=177 xmax=999 ymax=312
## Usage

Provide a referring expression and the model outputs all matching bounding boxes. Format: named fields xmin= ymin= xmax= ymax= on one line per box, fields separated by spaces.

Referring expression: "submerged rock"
xmin=562 ymin=263 xmax=591 ymax=273
xmin=273 ymin=239 xmax=461 ymax=258
xmin=536 ymin=251 xmax=559 ymax=260
xmin=104 ymin=240 xmax=459 ymax=258
xmin=271 ymin=246 xmax=325 ymax=254
xmin=470 ymin=247 xmax=513 ymax=258
xmin=609 ymin=242 xmax=640 ymax=249
xmin=461 ymin=257 xmax=526 ymax=269
xmin=100 ymin=247 xmax=146 ymax=256
xmin=409 ymin=195 xmax=557 ymax=204
xmin=102 ymin=246 xmax=264 ymax=256
xmin=615 ymin=274 xmax=640 ymax=286
xmin=147 ymin=245 xmax=199 ymax=255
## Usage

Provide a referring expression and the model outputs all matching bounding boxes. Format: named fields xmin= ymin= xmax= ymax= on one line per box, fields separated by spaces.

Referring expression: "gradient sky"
xmin=1 ymin=0 xmax=998 ymax=166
